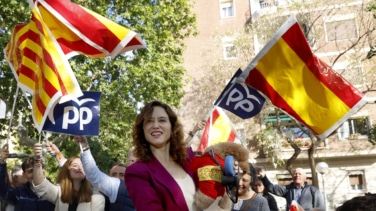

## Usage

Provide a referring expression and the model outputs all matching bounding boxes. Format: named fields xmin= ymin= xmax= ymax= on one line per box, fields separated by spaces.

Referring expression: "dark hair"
xmin=111 ymin=161 xmax=126 ymax=169
xmin=248 ymin=163 xmax=257 ymax=186
xmin=21 ymin=157 xmax=45 ymax=171
xmin=132 ymin=100 xmax=187 ymax=163
xmin=336 ymin=195 xmax=376 ymax=211
xmin=253 ymin=179 xmax=268 ymax=194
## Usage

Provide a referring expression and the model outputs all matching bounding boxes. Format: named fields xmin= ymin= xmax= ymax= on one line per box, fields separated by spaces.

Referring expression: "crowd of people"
xmin=1 ymin=100 xmax=375 ymax=211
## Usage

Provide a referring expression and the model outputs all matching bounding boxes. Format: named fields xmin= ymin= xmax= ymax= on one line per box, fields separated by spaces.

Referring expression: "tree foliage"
xmin=0 ymin=0 xmax=197 ymax=173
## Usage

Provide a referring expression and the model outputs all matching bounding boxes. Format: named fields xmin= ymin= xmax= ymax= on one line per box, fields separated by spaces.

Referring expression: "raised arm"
xmin=74 ymin=136 xmax=120 ymax=203
xmin=46 ymin=141 xmax=67 ymax=167
xmin=257 ymin=167 xmax=288 ymax=197
xmin=32 ymin=143 xmax=45 ymax=186
xmin=185 ymin=120 xmax=206 ymax=145
xmin=32 ymin=143 xmax=59 ymax=203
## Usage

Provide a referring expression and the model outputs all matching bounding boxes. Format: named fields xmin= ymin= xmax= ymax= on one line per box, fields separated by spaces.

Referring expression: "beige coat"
xmin=34 ymin=179 xmax=105 ymax=211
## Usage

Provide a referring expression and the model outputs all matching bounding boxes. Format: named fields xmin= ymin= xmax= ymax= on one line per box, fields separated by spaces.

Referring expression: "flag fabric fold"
xmin=214 ymin=68 xmax=265 ymax=119
xmin=5 ymin=0 xmax=146 ymax=132
xmin=35 ymin=0 xmax=146 ymax=58
xmin=238 ymin=14 xmax=366 ymax=139
xmin=197 ymin=107 xmax=239 ymax=152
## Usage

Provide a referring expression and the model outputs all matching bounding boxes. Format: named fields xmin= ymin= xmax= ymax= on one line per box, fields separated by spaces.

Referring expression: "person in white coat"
xmin=32 ymin=143 xmax=105 ymax=211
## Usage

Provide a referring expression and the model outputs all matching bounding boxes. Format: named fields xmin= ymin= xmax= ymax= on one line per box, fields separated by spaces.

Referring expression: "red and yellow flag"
xmin=35 ymin=0 xmax=145 ymax=58
xmin=5 ymin=6 xmax=81 ymax=132
xmin=5 ymin=0 xmax=146 ymax=132
xmin=239 ymin=14 xmax=366 ymax=139
xmin=197 ymin=108 xmax=238 ymax=152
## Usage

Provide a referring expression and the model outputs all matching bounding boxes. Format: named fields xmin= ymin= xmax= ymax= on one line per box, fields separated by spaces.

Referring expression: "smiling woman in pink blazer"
xmin=124 ymin=100 xmax=197 ymax=211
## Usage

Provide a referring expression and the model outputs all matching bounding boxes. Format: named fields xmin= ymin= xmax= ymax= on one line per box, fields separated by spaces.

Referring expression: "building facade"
xmin=180 ymin=0 xmax=376 ymax=210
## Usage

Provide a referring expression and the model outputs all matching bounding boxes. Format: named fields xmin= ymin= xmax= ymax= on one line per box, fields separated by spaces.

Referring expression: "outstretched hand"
xmin=193 ymin=120 xmax=206 ymax=133
xmin=0 ymin=144 xmax=9 ymax=163
xmin=256 ymin=167 xmax=266 ymax=178
xmin=46 ymin=141 xmax=60 ymax=156
xmin=74 ymin=135 xmax=89 ymax=148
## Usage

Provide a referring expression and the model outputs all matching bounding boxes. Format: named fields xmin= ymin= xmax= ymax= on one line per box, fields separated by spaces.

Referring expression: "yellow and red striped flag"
xmin=5 ymin=6 xmax=81 ymax=132
xmin=5 ymin=0 xmax=146 ymax=132
xmin=34 ymin=0 xmax=145 ymax=58
xmin=197 ymin=107 xmax=239 ymax=152
xmin=238 ymin=14 xmax=366 ymax=139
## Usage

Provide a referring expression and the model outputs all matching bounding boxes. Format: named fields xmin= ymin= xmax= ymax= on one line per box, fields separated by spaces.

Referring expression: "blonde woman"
xmin=32 ymin=143 xmax=105 ymax=211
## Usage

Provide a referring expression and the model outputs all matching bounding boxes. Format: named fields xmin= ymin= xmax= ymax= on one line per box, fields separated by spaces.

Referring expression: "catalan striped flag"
xmin=35 ymin=0 xmax=145 ymax=58
xmin=197 ymin=107 xmax=238 ymax=152
xmin=5 ymin=0 xmax=146 ymax=132
xmin=238 ymin=14 xmax=366 ymax=139
xmin=5 ymin=6 xmax=81 ymax=132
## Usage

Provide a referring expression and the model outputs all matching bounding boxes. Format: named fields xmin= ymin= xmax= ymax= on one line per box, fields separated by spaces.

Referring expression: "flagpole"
xmin=5 ymin=86 xmax=20 ymax=146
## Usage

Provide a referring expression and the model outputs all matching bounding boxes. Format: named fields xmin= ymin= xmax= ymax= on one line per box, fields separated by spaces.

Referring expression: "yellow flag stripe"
xmin=255 ymin=38 xmax=350 ymax=134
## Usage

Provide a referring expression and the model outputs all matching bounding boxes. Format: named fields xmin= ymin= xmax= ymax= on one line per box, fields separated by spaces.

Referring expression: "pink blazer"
xmin=124 ymin=148 xmax=197 ymax=211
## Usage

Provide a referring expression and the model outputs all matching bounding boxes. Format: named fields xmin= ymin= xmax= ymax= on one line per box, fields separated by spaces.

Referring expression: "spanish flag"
xmin=238 ymin=14 xmax=366 ymax=139
xmin=197 ymin=107 xmax=238 ymax=152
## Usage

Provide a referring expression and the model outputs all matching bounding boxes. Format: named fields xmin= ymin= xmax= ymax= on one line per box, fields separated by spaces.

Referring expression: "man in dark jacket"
xmin=257 ymin=167 xmax=325 ymax=211
xmin=0 ymin=144 xmax=55 ymax=211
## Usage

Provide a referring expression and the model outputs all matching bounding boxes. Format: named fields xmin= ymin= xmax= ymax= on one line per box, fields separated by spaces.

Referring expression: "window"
xmin=337 ymin=116 xmax=370 ymax=140
xmin=348 ymin=171 xmax=364 ymax=191
xmin=325 ymin=16 xmax=358 ymax=42
xmin=222 ymin=38 xmax=238 ymax=60
xmin=220 ymin=1 xmax=234 ymax=18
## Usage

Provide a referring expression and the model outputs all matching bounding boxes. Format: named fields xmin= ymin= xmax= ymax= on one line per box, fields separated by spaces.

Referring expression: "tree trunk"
xmin=308 ymin=141 xmax=318 ymax=187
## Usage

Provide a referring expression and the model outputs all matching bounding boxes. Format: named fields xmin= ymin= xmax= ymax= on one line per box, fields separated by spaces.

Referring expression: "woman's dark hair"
xmin=132 ymin=100 xmax=187 ymax=163
xmin=253 ymin=179 xmax=268 ymax=194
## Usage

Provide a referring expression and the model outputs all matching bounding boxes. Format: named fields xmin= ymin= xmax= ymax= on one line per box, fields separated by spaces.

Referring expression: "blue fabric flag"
xmin=214 ymin=68 xmax=265 ymax=119
xmin=43 ymin=91 xmax=101 ymax=135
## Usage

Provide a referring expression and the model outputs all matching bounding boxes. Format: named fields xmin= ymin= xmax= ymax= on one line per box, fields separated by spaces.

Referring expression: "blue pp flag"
xmin=214 ymin=68 xmax=265 ymax=119
xmin=43 ymin=91 xmax=101 ymax=135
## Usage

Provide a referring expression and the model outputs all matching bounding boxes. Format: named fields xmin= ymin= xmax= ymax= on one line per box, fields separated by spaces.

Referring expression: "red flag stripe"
xmin=56 ymin=38 xmax=104 ymax=56
xmin=43 ymin=0 xmax=123 ymax=53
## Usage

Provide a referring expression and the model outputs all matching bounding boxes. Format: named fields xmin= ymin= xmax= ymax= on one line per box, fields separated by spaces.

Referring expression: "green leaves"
xmin=0 ymin=0 xmax=196 ymax=170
